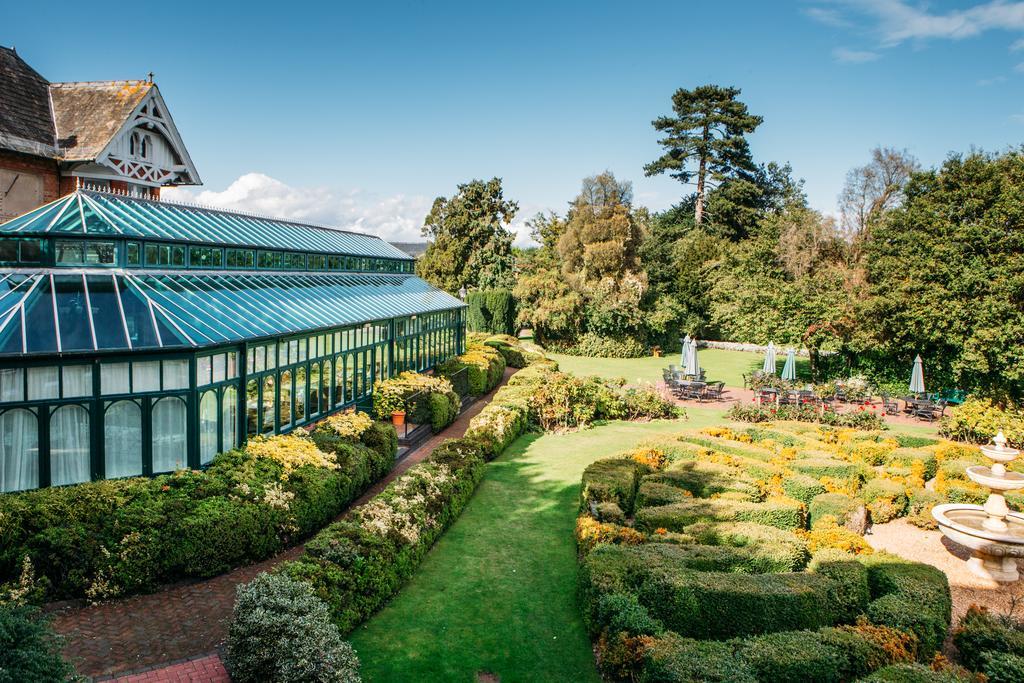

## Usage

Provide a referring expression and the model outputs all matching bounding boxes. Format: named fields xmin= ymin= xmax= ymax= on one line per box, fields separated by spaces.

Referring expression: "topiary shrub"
xmin=0 ymin=605 xmax=78 ymax=683
xmin=858 ymin=662 xmax=978 ymax=682
xmin=783 ymin=473 xmax=829 ymax=505
xmin=226 ymin=572 xmax=360 ymax=683
xmin=466 ymin=289 xmax=516 ymax=335
xmin=639 ymin=632 xmax=756 ymax=683
xmin=809 ymin=549 xmax=871 ymax=624
xmin=635 ymin=497 xmax=805 ymax=532
xmin=809 ymin=492 xmax=865 ymax=532
xmin=581 ymin=458 xmax=642 ymax=514
xmin=861 ymin=553 xmax=951 ymax=657
xmin=953 ymin=605 xmax=1024 ymax=672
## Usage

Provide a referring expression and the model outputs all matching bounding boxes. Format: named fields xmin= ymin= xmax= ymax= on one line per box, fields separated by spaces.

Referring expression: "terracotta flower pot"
xmin=391 ymin=411 xmax=406 ymax=427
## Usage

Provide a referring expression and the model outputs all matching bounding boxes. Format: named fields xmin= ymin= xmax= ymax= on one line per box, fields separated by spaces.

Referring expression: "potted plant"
xmin=391 ymin=410 xmax=406 ymax=427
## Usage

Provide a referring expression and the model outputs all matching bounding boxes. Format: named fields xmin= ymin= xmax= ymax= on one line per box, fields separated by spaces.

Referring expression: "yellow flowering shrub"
xmin=575 ymin=515 xmax=645 ymax=554
xmin=629 ymin=447 xmax=667 ymax=471
xmin=800 ymin=515 xmax=873 ymax=555
xmin=246 ymin=434 xmax=338 ymax=479
xmin=321 ymin=410 xmax=373 ymax=440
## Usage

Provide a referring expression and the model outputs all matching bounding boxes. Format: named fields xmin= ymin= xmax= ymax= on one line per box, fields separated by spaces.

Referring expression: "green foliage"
xmin=466 ymin=289 xmax=517 ymax=335
xmin=858 ymin=663 xmax=977 ymax=682
xmin=640 ymin=633 xmax=756 ymax=683
xmin=0 ymin=605 xmax=79 ymax=683
xmin=549 ymin=332 xmax=648 ymax=358
xmin=861 ymin=150 xmax=1024 ymax=401
xmin=981 ymin=651 xmax=1024 ymax=683
xmin=581 ymin=458 xmax=642 ymax=515
xmin=371 ymin=371 xmax=459 ymax=432
xmin=940 ymin=397 xmax=1024 ymax=447
xmin=809 ymin=550 xmax=871 ymax=624
xmin=437 ymin=340 xmax=506 ymax=396
xmin=635 ymin=497 xmax=805 ymax=532
xmin=418 ymin=177 xmax=518 ymax=292
xmin=727 ymin=402 xmax=886 ymax=430
xmin=860 ymin=553 xmax=952 ymax=657
xmin=953 ymin=606 xmax=1024 ymax=672
xmin=782 ymin=473 xmax=828 ymax=505
xmin=0 ymin=429 xmax=394 ymax=602
xmin=226 ymin=572 xmax=360 ymax=683
xmin=809 ymin=492 xmax=863 ymax=529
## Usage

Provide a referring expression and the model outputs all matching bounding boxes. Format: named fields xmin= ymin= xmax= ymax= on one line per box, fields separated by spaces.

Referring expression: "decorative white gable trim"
xmin=94 ymin=86 xmax=201 ymax=187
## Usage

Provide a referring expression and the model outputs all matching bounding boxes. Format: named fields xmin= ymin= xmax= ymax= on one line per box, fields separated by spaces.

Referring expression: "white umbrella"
xmin=684 ymin=337 xmax=700 ymax=376
xmin=909 ymin=355 xmax=926 ymax=395
xmin=781 ymin=348 xmax=797 ymax=381
xmin=762 ymin=342 xmax=777 ymax=375
xmin=680 ymin=334 xmax=691 ymax=367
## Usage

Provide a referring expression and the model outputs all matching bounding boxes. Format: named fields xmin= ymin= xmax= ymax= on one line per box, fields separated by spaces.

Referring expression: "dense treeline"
xmin=417 ymin=85 xmax=1024 ymax=400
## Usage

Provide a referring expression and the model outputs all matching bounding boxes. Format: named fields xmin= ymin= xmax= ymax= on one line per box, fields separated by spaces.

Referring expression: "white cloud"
xmin=832 ymin=47 xmax=881 ymax=63
xmin=803 ymin=6 xmax=850 ymax=27
xmin=1011 ymin=113 xmax=1024 ymax=123
xmin=1012 ymin=37 xmax=1024 ymax=49
xmin=978 ymin=75 xmax=1008 ymax=85
xmin=808 ymin=1 xmax=1024 ymax=46
xmin=163 ymin=173 xmax=436 ymax=244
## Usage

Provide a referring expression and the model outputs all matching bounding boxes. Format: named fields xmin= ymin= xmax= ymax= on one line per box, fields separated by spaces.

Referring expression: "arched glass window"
xmin=141 ymin=135 xmax=151 ymax=159
xmin=199 ymin=390 xmax=218 ymax=465
xmin=222 ymin=386 xmax=237 ymax=452
xmin=1 ymin=409 xmax=38 ymax=492
xmin=50 ymin=404 xmax=90 ymax=486
xmin=129 ymin=132 xmax=138 ymax=156
xmin=246 ymin=379 xmax=259 ymax=438
xmin=322 ymin=360 xmax=332 ymax=410
xmin=105 ymin=400 xmax=142 ymax=478
xmin=294 ymin=366 xmax=306 ymax=423
xmin=278 ymin=371 xmax=291 ymax=427
xmin=262 ymin=375 xmax=275 ymax=434
xmin=309 ymin=364 xmax=320 ymax=416
xmin=335 ymin=356 xmax=345 ymax=407
xmin=152 ymin=397 xmax=186 ymax=472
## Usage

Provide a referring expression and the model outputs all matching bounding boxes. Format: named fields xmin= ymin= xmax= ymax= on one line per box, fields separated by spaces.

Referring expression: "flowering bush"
xmin=246 ymin=434 xmax=339 ymax=479
xmin=437 ymin=341 xmax=506 ymax=395
xmin=940 ymin=398 xmax=1024 ymax=447
xmin=372 ymin=372 xmax=460 ymax=432
xmin=320 ymin=411 xmax=373 ymax=441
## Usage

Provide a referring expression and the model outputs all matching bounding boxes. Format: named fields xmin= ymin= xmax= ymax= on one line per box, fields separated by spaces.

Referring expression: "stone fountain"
xmin=933 ymin=431 xmax=1024 ymax=583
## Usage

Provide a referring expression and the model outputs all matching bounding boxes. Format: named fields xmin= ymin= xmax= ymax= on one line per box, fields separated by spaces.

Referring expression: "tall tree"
xmin=839 ymin=147 xmax=918 ymax=253
xmin=644 ymin=85 xmax=763 ymax=226
xmin=418 ymin=178 xmax=518 ymax=292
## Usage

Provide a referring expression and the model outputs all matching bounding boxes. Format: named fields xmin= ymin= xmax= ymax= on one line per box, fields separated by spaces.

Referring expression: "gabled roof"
xmin=0 ymin=271 xmax=463 ymax=355
xmin=0 ymin=46 xmax=57 ymax=156
xmin=0 ymin=189 xmax=415 ymax=260
xmin=50 ymin=80 xmax=152 ymax=161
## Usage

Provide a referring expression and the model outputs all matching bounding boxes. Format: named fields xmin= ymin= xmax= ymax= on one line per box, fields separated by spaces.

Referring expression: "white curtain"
xmin=221 ymin=386 xmax=237 ymax=453
xmin=105 ymin=400 xmax=142 ymax=478
xmin=152 ymin=397 xmax=186 ymax=472
xmin=162 ymin=360 xmax=188 ymax=391
xmin=0 ymin=369 xmax=23 ymax=402
xmin=27 ymin=367 xmax=59 ymax=400
xmin=0 ymin=409 xmax=37 ymax=492
xmin=133 ymin=361 xmax=161 ymax=393
xmin=101 ymin=363 xmax=130 ymax=395
xmin=62 ymin=365 xmax=92 ymax=398
xmin=199 ymin=391 xmax=218 ymax=465
xmin=50 ymin=404 xmax=90 ymax=486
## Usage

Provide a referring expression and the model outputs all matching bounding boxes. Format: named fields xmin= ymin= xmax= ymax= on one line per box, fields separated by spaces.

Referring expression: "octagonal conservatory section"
xmin=0 ymin=189 xmax=465 ymax=493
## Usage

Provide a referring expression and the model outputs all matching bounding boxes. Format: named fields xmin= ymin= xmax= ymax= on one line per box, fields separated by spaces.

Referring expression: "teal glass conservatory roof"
xmin=0 ymin=271 xmax=462 ymax=355
xmin=0 ymin=190 xmax=412 ymax=260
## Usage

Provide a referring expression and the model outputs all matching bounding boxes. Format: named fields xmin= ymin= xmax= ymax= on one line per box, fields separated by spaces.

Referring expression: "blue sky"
xmin=5 ymin=1 xmax=1024 ymax=243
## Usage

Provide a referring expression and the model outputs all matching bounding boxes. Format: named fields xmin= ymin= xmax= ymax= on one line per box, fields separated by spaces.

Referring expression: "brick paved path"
xmin=49 ymin=367 xmax=516 ymax=681
xmin=105 ymin=654 xmax=229 ymax=682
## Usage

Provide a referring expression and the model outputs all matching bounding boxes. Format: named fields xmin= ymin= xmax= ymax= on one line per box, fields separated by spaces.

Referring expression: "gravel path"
xmin=867 ymin=518 xmax=1024 ymax=649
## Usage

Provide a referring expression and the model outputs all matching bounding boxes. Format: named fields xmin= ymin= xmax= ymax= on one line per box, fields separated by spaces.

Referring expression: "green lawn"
xmin=549 ymin=347 xmax=813 ymax=388
xmin=350 ymin=410 xmax=729 ymax=682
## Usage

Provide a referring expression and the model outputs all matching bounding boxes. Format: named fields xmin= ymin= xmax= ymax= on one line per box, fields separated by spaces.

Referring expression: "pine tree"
xmin=644 ymin=85 xmax=762 ymax=226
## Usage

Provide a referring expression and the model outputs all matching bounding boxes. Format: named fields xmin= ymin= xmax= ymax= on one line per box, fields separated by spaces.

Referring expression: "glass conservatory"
xmin=0 ymin=189 xmax=465 ymax=492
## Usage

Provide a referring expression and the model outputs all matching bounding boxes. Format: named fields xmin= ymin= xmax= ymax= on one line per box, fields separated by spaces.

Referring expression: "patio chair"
xmin=914 ymin=400 xmax=947 ymax=422
xmin=682 ymin=382 xmax=706 ymax=401
xmin=834 ymin=388 xmax=848 ymax=403
xmin=880 ymin=393 xmax=899 ymax=415
xmin=704 ymin=382 xmax=725 ymax=401
xmin=757 ymin=389 xmax=776 ymax=404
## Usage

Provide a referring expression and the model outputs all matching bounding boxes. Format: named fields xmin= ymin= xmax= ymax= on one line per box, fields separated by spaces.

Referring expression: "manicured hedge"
xmin=581 ymin=458 xmax=642 ymax=514
xmin=371 ymin=371 xmax=460 ymax=433
xmin=437 ymin=340 xmax=507 ymax=396
xmin=791 ymin=457 xmax=867 ymax=483
xmin=645 ymin=461 xmax=759 ymax=500
xmin=953 ymin=606 xmax=1024 ymax=672
xmin=635 ymin=497 xmax=805 ymax=532
xmin=860 ymin=553 xmax=952 ymax=657
xmin=809 ymin=492 xmax=863 ymax=530
xmin=782 ymin=473 xmax=828 ymax=505
xmin=465 ymin=289 xmax=516 ymax=336
xmin=0 ymin=421 xmax=396 ymax=602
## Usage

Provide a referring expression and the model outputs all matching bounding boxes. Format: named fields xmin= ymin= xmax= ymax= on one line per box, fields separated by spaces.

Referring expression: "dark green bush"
xmin=639 ymin=633 xmax=756 ymax=683
xmin=595 ymin=591 xmax=664 ymax=638
xmin=782 ymin=473 xmax=828 ymax=505
xmin=0 ymin=426 xmax=395 ymax=601
xmin=0 ymin=605 xmax=79 ymax=683
xmin=809 ymin=492 xmax=863 ymax=529
xmin=981 ymin=651 xmax=1024 ymax=683
xmin=858 ymin=663 xmax=977 ymax=682
xmin=894 ymin=435 xmax=939 ymax=449
xmin=861 ymin=554 xmax=951 ymax=657
xmin=645 ymin=461 xmax=759 ymax=500
xmin=809 ymin=549 xmax=871 ymax=624
xmin=581 ymin=543 xmax=836 ymax=640
xmin=953 ymin=606 xmax=1024 ymax=671
xmin=735 ymin=629 xmax=849 ymax=683
xmin=635 ymin=498 xmax=804 ymax=532
xmin=581 ymin=458 xmax=642 ymax=514
xmin=684 ymin=522 xmax=810 ymax=572
xmin=791 ymin=457 xmax=867 ymax=484
xmin=466 ymin=289 xmax=516 ymax=335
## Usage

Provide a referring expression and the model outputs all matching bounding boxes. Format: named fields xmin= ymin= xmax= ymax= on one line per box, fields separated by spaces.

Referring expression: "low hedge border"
xmin=0 ymin=417 xmax=397 ymax=603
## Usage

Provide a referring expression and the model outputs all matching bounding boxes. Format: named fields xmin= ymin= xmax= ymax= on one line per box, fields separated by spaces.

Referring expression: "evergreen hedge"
xmin=465 ymin=289 xmax=516 ymax=335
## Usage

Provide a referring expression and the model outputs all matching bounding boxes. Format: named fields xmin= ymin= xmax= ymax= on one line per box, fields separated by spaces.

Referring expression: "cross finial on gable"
xmin=147 ymin=72 xmax=154 ymax=84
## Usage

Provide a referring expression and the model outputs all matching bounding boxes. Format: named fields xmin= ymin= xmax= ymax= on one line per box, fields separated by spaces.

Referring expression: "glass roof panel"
xmin=0 ymin=190 xmax=413 ymax=260
xmin=0 ymin=271 xmax=463 ymax=356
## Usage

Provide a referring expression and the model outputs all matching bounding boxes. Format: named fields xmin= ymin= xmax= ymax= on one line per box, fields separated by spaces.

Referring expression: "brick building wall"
xmin=0 ymin=149 xmax=60 ymax=203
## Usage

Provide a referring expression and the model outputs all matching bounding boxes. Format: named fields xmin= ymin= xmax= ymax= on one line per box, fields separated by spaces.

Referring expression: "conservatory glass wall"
xmin=0 ymin=189 xmax=465 ymax=492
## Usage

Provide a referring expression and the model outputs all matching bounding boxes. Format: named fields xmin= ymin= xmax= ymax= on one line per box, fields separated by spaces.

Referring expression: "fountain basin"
xmin=966 ymin=465 xmax=1024 ymax=491
xmin=933 ymin=503 xmax=1024 ymax=583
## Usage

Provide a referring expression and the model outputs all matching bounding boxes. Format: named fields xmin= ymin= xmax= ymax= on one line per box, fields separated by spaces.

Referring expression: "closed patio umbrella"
xmin=909 ymin=355 xmax=926 ymax=395
xmin=680 ymin=334 xmax=691 ymax=366
xmin=781 ymin=348 xmax=797 ymax=381
xmin=684 ymin=337 xmax=700 ymax=376
xmin=762 ymin=342 xmax=777 ymax=375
